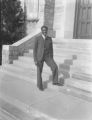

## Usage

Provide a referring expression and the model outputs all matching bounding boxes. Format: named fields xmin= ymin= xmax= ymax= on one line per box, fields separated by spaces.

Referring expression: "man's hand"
xmin=35 ymin=61 xmax=38 ymax=66
xmin=35 ymin=61 xmax=42 ymax=66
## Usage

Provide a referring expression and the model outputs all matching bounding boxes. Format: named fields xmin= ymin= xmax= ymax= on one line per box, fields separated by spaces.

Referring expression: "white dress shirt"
xmin=42 ymin=34 xmax=46 ymax=40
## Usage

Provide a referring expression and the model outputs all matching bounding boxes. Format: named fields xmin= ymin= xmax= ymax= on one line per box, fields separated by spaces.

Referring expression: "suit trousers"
xmin=37 ymin=56 xmax=58 ymax=88
xmin=0 ymin=45 xmax=2 ymax=65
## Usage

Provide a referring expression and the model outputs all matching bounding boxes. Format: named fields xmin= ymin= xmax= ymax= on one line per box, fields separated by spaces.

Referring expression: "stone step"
xmin=0 ymin=69 xmax=35 ymax=84
xmin=13 ymin=59 xmax=50 ymax=68
xmin=0 ymin=68 xmax=50 ymax=84
xmin=70 ymin=67 xmax=92 ymax=82
xmin=64 ymin=65 xmax=92 ymax=80
xmin=2 ymin=64 xmax=28 ymax=73
xmin=31 ymin=45 xmax=90 ymax=52
xmin=18 ymin=56 xmax=73 ymax=65
xmin=11 ymin=62 xmax=60 ymax=79
xmin=53 ymin=39 xmax=92 ymax=49
xmin=0 ymin=67 xmax=63 ymax=92
xmin=0 ymin=108 xmax=16 ymax=120
xmin=0 ymin=69 xmax=92 ymax=106
xmin=5 ymin=62 xmax=92 ymax=86
xmin=0 ymin=78 xmax=92 ymax=120
xmin=53 ymin=44 xmax=92 ymax=50
xmin=76 ymin=56 xmax=92 ymax=62
xmin=28 ymin=48 xmax=72 ymax=55
xmin=13 ymin=60 xmax=34 ymax=69
xmin=1 ymin=67 xmax=92 ymax=102
xmin=29 ymin=47 xmax=91 ymax=55
xmin=25 ymin=51 xmax=92 ymax=64
xmin=2 ymin=41 xmax=92 ymax=99
xmin=70 ymin=65 xmax=92 ymax=75
xmin=24 ymin=51 xmax=74 ymax=59
xmin=13 ymin=58 xmax=74 ymax=75
xmin=73 ymin=60 xmax=92 ymax=67
xmin=13 ymin=62 xmax=52 ymax=74
xmin=13 ymin=60 xmax=53 ymax=74
xmin=1 ymin=68 xmax=92 ymax=104
xmin=18 ymin=56 xmax=34 ymax=63
xmin=65 ymin=78 xmax=92 ymax=93
xmin=17 ymin=56 xmax=92 ymax=75
xmin=24 ymin=53 xmax=92 ymax=64
xmin=23 ymin=53 xmax=73 ymax=60
xmin=59 ymin=86 xmax=92 ymax=102
xmin=3 ymin=61 xmax=92 ymax=93
xmin=54 ymin=49 xmax=91 ymax=56
xmin=13 ymin=54 xmax=92 ymax=80
xmin=28 ymin=49 xmax=91 ymax=62
xmin=47 ymin=83 xmax=92 ymax=101
xmin=2 ymin=60 xmax=72 ymax=81
xmin=23 ymin=52 xmax=33 ymax=57
xmin=0 ymin=97 xmax=34 ymax=120
xmin=54 ymin=43 xmax=92 ymax=50
xmin=2 ymin=63 xmax=52 ymax=77
xmin=72 ymin=72 xmax=92 ymax=82
xmin=53 ymin=45 xmax=92 ymax=52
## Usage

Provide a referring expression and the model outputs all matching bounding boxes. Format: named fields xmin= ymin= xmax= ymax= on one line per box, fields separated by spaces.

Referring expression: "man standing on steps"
xmin=0 ymin=1 xmax=2 ymax=66
xmin=33 ymin=25 xmax=62 ymax=91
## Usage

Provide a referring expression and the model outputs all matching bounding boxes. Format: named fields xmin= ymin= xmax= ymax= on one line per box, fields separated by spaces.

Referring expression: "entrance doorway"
xmin=74 ymin=0 xmax=92 ymax=39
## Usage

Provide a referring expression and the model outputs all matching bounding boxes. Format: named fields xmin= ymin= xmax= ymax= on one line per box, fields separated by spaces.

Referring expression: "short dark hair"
xmin=41 ymin=25 xmax=48 ymax=31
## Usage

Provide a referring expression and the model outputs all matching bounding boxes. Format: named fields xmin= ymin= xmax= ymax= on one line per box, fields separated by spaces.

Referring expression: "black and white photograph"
xmin=0 ymin=0 xmax=92 ymax=120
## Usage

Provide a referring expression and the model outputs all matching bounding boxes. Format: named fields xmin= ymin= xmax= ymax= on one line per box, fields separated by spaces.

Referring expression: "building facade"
xmin=21 ymin=0 xmax=92 ymax=39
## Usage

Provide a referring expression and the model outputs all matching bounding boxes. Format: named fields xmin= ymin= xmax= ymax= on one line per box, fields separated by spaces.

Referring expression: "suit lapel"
xmin=40 ymin=35 xmax=45 ymax=46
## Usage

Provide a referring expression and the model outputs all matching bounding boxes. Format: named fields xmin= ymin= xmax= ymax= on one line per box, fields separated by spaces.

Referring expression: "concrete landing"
xmin=0 ymin=77 xmax=92 ymax=120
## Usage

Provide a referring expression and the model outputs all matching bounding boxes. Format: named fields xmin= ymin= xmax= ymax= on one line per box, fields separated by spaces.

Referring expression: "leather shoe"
xmin=38 ymin=87 xmax=44 ymax=91
xmin=53 ymin=82 xmax=62 ymax=86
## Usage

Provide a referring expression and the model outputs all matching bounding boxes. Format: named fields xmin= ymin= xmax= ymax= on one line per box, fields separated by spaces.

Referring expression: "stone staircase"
xmin=0 ymin=39 xmax=92 ymax=120
xmin=0 ymin=39 xmax=92 ymax=99
xmin=53 ymin=39 xmax=92 ymax=91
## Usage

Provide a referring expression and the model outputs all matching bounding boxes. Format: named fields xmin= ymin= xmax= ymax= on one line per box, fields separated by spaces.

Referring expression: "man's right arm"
xmin=33 ymin=38 xmax=38 ymax=65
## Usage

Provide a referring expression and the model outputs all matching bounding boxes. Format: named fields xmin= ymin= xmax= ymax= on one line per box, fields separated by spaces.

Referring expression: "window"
xmin=25 ymin=0 xmax=39 ymax=22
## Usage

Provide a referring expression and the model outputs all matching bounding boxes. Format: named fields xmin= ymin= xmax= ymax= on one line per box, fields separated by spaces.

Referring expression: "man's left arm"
xmin=50 ymin=38 xmax=53 ymax=58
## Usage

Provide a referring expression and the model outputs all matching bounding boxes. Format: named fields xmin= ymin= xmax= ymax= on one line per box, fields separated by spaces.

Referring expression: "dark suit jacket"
xmin=33 ymin=35 xmax=53 ymax=62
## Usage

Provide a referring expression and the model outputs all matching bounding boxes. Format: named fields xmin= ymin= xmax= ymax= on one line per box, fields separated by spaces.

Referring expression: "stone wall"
xmin=22 ymin=0 xmax=76 ymax=38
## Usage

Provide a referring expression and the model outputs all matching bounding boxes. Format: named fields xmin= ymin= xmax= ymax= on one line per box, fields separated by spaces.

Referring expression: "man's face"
xmin=41 ymin=27 xmax=48 ymax=37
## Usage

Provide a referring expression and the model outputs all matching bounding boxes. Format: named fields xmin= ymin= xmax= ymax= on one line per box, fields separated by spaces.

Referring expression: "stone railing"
xmin=2 ymin=29 xmax=40 ymax=64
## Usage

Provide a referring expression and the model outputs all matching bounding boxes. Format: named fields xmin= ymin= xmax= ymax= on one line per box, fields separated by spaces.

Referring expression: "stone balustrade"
xmin=2 ymin=29 xmax=40 ymax=64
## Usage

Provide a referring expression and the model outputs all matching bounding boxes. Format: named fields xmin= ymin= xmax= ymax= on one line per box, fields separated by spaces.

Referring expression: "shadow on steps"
xmin=43 ymin=55 xmax=77 ymax=89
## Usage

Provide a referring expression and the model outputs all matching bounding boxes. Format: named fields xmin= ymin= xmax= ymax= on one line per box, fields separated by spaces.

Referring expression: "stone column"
xmin=53 ymin=0 xmax=67 ymax=38
xmin=44 ymin=0 xmax=56 ymax=37
xmin=64 ymin=0 xmax=76 ymax=38
xmin=53 ymin=0 xmax=76 ymax=39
